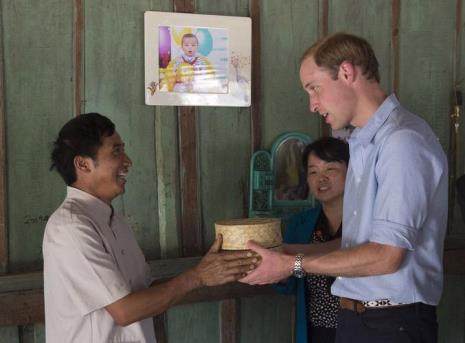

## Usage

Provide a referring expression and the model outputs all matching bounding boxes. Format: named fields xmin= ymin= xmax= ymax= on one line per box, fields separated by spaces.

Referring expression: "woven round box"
xmin=215 ymin=218 xmax=282 ymax=250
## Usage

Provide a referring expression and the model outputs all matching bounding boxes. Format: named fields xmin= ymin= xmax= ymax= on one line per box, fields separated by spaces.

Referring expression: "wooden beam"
xmin=0 ymin=289 xmax=44 ymax=325
xmin=153 ymin=312 xmax=168 ymax=343
xmin=178 ymin=107 xmax=202 ymax=256
xmin=221 ymin=299 xmax=239 ymax=343
xmin=173 ymin=0 xmax=202 ymax=258
xmin=0 ymin=281 xmax=273 ymax=326
xmin=174 ymin=0 xmax=194 ymax=13
xmin=73 ymin=0 xmax=84 ymax=116
xmin=319 ymin=0 xmax=331 ymax=137
xmin=391 ymin=0 xmax=400 ymax=94
xmin=443 ymin=249 xmax=465 ymax=275
xmin=250 ymin=0 xmax=262 ymax=152
xmin=0 ymin=6 xmax=8 ymax=274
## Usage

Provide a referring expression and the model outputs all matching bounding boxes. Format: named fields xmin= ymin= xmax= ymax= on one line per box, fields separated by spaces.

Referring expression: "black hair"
xmin=50 ymin=113 xmax=115 ymax=185
xmin=302 ymin=136 xmax=350 ymax=171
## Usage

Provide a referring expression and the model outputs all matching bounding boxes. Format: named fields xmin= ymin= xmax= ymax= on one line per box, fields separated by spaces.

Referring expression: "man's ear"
xmin=74 ymin=156 xmax=92 ymax=173
xmin=338 ymin=61 xmax=356 ymax=82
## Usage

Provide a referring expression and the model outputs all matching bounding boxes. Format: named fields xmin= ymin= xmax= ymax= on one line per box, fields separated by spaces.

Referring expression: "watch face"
xmin=294 ymin=269 xmax=305 ymax=278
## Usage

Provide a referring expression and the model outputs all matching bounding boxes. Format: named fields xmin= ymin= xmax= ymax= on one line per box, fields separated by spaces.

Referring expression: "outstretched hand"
xmin=193 ymin=234 xmax=259 ymax=287
xmin=239 ymin=241 xmax=293 ymax=285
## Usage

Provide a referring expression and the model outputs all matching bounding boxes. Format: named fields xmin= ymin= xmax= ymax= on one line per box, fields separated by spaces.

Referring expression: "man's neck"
xmin=351 ymin=82 xmax=387 ymax=128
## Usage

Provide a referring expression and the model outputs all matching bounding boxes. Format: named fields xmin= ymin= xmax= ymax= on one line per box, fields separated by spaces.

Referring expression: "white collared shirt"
xmin=43 ymin=186 xmax=156 ymax=343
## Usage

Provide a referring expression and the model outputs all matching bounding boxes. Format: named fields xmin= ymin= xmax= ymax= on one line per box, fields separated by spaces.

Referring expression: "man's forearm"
xmin=105 ymin=269 xmax=200 ymax=326
xmin=302 ymin=242 xmax=406 ymax=277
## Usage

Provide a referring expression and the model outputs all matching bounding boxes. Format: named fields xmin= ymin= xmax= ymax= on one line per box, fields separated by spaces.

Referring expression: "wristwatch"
xmin=293 ymin=253 xmax=306 ymax=278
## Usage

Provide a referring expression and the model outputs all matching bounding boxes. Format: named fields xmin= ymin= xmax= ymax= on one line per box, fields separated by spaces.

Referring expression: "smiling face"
xmin=86 ymin=131 xmax=132 ymax=204
xmin=299 ymin=56 xmax=356 ymax=130
xmin=306 ymin=152 xmax=347 ymax=205
xmin=182 ymin=36 xmax=198 ymax=57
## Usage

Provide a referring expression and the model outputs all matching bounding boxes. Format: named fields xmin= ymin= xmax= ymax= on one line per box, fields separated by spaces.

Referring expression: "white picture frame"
xmin=144 ymin=11 xmax=251 ymax=107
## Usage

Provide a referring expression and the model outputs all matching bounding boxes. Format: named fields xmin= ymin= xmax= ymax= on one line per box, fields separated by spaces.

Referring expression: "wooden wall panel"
xmin=84 ymin=0 xmax=162 ymax=260
xmin=239 ymin=295 xmax=293 ymax=343
xmin=199 ymin=107 xmax=251 ymax=244
xmin=155 ymin=108 xmax=181 ymax=258
xmin=452 ymin=0 xmax=465 ymax=233
xmin=438 ymin=275 xmax=465 ymax=342
xmin=0 ymin=0 xmax=8 ymax=274
xmin=398 ymin=0 xmax=455 ymax=151
xmin=328 ymin=0 xmax=392 ymax=93
xmin=150 ymin=1 xmax=180 ymax=260
xmin=0 ymin=326 xmax=19 ymax=343
xmin=459 ymin=0 xmax=465 ymax=178
xmin=261 ymin=0 xmax=320 ymax=147
xmin=196 ymin=0 xmax=251 ymax=246
xmin=3 ymin=0 xmax=74 ymax=272
xmin=167 ymin=302 xmax=220 ymax=342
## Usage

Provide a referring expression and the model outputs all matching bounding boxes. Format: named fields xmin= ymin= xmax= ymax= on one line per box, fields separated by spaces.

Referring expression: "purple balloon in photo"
xmin=159 ymin=26 xmax=171 ymax=68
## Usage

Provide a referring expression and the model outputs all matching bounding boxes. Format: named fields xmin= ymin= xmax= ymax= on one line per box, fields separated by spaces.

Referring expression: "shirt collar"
xmin=66 ymin=186 xmax=113 ymax=225
xmin=350 ymin=93 xmax=399 ymax=146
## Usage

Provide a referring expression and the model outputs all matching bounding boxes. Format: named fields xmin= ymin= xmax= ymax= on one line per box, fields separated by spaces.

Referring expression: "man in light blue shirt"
xmin=241 ymin=33 xmax=448 ymax=343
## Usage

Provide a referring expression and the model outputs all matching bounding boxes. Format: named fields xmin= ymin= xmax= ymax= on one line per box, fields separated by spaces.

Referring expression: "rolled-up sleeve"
xmin=370 ymin=129 xmax=444 ymax=249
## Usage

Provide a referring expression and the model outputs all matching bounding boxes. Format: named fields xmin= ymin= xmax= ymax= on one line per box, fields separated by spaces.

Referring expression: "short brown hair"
xmin=181 ymin=33 xmax=198 ymax=45
xmin=301 ymin=32 xmax=380 ymax=82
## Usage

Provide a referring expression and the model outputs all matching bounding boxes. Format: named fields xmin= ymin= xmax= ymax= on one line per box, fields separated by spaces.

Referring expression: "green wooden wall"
xmin=1 ymin=0 xmax=464 ymax=342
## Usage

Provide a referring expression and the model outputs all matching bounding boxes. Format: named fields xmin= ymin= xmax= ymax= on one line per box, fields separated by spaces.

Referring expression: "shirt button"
xmin=345 ymin=243 xmax=349 ymax=248
xmin=353 ymin=211 xmax=357 ymax=216
xmin=337 ymin=276 xmax=343 ymax=280
xmin=121 ymin=249 xmax=125 ymax=255
xmin=356 ymin=177 xmax=361 ymax=183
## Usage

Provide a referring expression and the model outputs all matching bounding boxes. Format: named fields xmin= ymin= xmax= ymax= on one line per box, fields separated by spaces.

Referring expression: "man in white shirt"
xmin=43 ymin=112 xmax=256 ymax=343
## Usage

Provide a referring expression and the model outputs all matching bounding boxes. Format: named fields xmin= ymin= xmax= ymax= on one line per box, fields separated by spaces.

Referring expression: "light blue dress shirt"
xmin=331 ymin=94 xmax=448 ymax=306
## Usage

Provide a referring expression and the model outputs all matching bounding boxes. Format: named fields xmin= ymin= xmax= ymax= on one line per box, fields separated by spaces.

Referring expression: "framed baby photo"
xmin=144 ymin=11 xmax=251 ymax=107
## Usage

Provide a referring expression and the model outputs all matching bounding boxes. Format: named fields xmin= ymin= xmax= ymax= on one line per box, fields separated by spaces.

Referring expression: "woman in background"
xmin=274 ymin=136 xmax=349 ymax=343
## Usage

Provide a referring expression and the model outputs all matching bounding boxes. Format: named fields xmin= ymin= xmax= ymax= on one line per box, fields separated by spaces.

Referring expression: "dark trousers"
xmin=335 ymin=303 xmax=438 ymax=343
xmin=309 ymin=325 xmax=336 ymax=343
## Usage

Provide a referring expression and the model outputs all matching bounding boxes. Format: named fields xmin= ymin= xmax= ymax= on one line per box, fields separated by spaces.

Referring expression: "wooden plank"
xmin=0 ymin=289 xmax=44 ymax=325
xmin=73 ymin=0 xmax=83 ymax=116
xmin=1 ymin=246 xmax=464 ymax=326
xmin=451 ymin=0 xmax=465 ymax=234
xmin=172 ymin=0 xmax=203 ymax=258
xmin=195 ymin=2 xmax=252 ymax=244
xmin=261 ymin=0 xmax=320 ymax=148
xmin=174 ymin=0 xmax=194 ymax=13
xmin=167 ymin=302 xmax=220 ymax=342
xmin=84 ymin=0 xmax=160 ymax=260
xmin=3 ymin=0 xmax=74 ymax=273
xmin=250 ymin=0 xmax=262 ymax=151
xmin=391 ymin=0 xmax=400 ymax=94
xmin=156 ymin=108 xmax=182 ymax=258
xmin=221 ymin=299 xmax=239 ymax=343
xmin=239 ymin=294 xmax=293 ymax=343
xmin=178 ymin=107 xmax=203 ymax=256
xmin=443 ymin=249 xmax=465 ymax=275
xmin=153 ymin=312 xmax=168 ymax=343
xmin=328 ymin=0 xmax=392 ymax=93
xmin=319 ymin=0 xmax=329 ymax=37
xmin=0 ymin=282 xmax=272 ymax=326
xmin=319 ymin=0 xmax=330 ymax=137
xmin=458 ymin=0 xmax=465 ymax=183
xmin=438 ymin=274 xmax=465 ymax=342
xmin=398 ymin=0 xmax=455 ymax=150
xmin=0 ymin=1 xmax=8 ymax=274
xmin=0 ymin=326 xmax=19 ymax=343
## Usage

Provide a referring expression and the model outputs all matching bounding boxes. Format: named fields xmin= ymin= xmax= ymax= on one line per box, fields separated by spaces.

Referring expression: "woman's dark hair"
xmin=302 ymin=136 xmax=350 ymax=171
xmin=50 ymin=113 xmax=115 ymax=185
